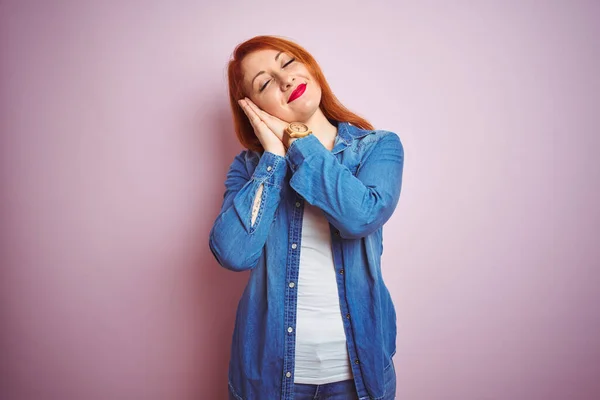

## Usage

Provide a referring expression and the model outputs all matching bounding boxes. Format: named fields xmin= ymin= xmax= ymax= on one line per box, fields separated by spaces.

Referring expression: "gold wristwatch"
xmin=285 ymin=122 xmax=313 ymax=138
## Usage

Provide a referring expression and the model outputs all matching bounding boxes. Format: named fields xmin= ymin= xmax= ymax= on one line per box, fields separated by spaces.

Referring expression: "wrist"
xmin=264 ymin=147 xmax=286 ymax=157
xmin=285 ymin=122 xmax=313 ymax=139
xmin=286 ymin=137 xmax=298 ymax=149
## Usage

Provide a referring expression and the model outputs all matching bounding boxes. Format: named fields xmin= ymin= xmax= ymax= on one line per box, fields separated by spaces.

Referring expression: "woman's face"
xmin=240 ymin=48 xmax=321 ymax=122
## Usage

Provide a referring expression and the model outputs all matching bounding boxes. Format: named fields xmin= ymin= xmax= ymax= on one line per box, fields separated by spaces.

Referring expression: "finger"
xmin=240 ymin=99 xmax=287 ymax=143
xmin=243 ymin=98 xmax=287 ymax=125
xmin=239 ymin=100 xmax=275 ymax=140
xmin=244 ymin=97 xmax=275 ymax=122
xmin=243 ymin=98 xmax=286 ymax=139
xmin=239 ymin=99 xmax=262 ymax=126
xmin=243 ymin=98 xmax=264 ymax=119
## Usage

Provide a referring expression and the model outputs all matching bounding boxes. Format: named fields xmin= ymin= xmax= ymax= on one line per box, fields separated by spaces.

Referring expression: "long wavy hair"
xmin=227 ymin=35 xmax=374 ymax=153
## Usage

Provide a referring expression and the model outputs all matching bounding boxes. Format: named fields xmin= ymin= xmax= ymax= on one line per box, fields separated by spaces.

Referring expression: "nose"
xmin=280 ymin=74 xmax=295 ymax=91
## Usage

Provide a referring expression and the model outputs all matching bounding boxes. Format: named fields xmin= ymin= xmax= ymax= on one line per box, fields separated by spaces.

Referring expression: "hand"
xmin=238 ymin=97 xmax=298 ymax=153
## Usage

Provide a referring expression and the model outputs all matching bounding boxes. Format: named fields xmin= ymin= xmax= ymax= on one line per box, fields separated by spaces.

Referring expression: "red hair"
xmin=227 ymin=35 xmax=374 ymax=153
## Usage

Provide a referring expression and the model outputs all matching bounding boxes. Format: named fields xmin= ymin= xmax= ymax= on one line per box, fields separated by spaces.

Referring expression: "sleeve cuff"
xmin=284 ymin=134 xmax=324 ymax=173
xmin=251 ymin=151 xmax=288 ymax=187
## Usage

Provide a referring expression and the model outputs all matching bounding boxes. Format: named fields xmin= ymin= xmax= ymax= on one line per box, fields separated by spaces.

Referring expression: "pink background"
xmin=1 ymin=1 xmax=599 ymax=399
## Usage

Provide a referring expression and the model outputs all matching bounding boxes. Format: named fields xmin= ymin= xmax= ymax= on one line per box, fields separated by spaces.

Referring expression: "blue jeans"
xmin=293 ymin=359 xmax=396 ymax=400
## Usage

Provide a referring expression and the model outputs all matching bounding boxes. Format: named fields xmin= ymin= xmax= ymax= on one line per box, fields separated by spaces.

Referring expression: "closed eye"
xmin=259 ymin=58 xmax=296 ymax=92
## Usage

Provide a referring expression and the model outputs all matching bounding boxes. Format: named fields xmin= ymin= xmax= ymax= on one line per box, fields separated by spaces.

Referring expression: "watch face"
xmin=290 ymin=122 xmax=308 ymax=133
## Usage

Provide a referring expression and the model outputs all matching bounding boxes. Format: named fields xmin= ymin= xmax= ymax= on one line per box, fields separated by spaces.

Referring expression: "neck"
xmin=303 ymin=108 xmax=338 ymax=148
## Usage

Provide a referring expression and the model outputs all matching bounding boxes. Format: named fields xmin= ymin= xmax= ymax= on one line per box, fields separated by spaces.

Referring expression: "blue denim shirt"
xmin=209 ymin=121 xmax=404 ymax=400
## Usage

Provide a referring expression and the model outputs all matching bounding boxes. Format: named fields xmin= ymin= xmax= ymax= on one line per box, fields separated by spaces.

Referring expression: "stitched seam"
xmin=251 ymin=152 xmax=284 ymax=186
xmin=248 ymin=181 xmax=267 ymax=235
xmin=227 ymin=381 xmax=244 ymax=400
xmin=353 ymin=130 xmax=386 ymax=153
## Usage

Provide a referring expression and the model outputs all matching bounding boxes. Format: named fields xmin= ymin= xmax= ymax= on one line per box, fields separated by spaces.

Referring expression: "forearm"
xmin=209 ymin=152 xmax=287 ymax=271
xmin=285 ymin=133 xmax=404 ymax=239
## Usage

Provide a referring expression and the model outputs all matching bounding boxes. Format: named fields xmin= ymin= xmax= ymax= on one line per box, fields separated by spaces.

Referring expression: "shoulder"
xmin=346 ymin=124 xmax=403 ymax=154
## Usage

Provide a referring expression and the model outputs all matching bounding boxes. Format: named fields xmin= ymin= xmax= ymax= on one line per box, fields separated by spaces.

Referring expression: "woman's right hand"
xmin=238 ymin=98 xmax=286 ymax=157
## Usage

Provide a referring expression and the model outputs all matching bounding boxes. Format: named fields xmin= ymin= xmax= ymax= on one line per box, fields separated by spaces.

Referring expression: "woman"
xmin=209 ymin=35 xmax=404 ymax=400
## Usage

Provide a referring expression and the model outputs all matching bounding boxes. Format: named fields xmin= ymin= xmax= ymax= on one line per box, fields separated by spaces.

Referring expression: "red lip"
xmin=288 ymin=83 xmax=306 ymax=103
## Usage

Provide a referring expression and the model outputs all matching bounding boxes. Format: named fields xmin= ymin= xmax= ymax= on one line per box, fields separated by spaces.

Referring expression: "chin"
xmin=290 ymin=96 xmax=319 ymax=113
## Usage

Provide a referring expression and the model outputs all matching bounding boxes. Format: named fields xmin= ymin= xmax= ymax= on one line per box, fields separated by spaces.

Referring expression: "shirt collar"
xmin=332 ymin=121 xmax=374 ymax=153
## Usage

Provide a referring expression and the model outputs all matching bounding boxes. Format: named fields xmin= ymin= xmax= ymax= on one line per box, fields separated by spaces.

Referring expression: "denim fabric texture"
xmin=209 ymin=121 xmax=404 ymax=400
xmin=291 ymin=358 xmax=396 ymax=400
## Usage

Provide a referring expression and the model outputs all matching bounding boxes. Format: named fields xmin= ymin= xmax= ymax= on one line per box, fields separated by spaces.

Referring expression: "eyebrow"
xmin=251 ymin=51 xmax=284 ymax=89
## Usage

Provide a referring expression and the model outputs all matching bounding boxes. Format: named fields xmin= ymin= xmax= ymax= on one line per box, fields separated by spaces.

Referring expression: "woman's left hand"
xmin=240 ymin=97 xmax=297 ymax=150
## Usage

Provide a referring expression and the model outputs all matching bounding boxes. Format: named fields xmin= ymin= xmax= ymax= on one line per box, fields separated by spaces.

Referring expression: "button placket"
xmin=281 ymin=190 xmax=306 ymax=397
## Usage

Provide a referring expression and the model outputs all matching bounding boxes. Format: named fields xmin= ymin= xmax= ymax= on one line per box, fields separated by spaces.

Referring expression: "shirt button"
xmin=346 ymin=313 xmax=350 ymax=319
xmin=267 ymin=166 xmax=272 ymax=171
xmin=295 ymin=201 xmax=301 ymax=207
xmin=289 ymin=282 xmax=295 ymax=288
xmin=339 ymin=269 xmax=344 ymax=274
xmin=335 ymin=230 xmax=340 ymax=237
xmin=288 ymin=327 xmax=293 ymax=333
xmin=286 ymin=372 xmax=292 ymax=378
xmin=355 ymin=359 xmax=360 ymax=364
xmin=291 ymin=243 xmax=297 ymax=249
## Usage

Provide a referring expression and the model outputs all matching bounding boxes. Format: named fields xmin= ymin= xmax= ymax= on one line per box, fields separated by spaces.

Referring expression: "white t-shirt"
xmin=293 ymin=202 xmax=353 ymax=384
